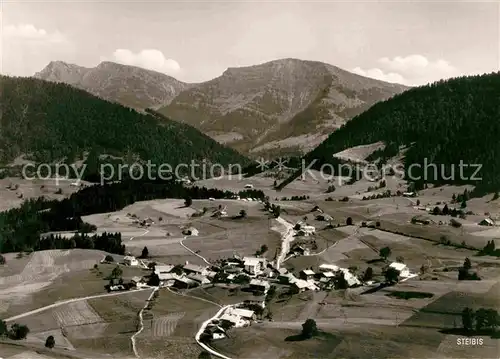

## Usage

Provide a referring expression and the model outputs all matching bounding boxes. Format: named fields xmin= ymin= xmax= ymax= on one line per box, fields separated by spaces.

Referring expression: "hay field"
xmin=0 ymin=250 xmax=106 ymax=316
xmin=0 ymin=177 xmax=89 ymax=212
xmin=1 ymin=250 xmax=127 ymax=317
xmin=134 ymin=289 xmax=219 ymax=358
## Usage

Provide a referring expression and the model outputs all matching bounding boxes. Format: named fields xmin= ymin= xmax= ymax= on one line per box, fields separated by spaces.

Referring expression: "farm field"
xmin=134 ymin=288 xmax=219 ymax=358
xmin=0 ymin=177 xmax=91 ymax=212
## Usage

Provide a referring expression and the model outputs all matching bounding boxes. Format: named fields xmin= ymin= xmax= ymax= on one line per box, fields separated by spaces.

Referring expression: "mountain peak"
xmin=34 ymin=60 xmax=189 ymax=109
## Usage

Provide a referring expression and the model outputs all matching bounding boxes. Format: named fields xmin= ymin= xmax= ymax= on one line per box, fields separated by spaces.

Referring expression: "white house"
xmin=124 ymin=256 xmax=139 ymax=266
xmin=243 ymin=257 xmax=267 ymax=275
xmin=389 ymin=262 xmax=411 ymax=278
xmin=340 ymin=269 xmax=361 ymax=287
xmin=244 ymin=184 xmax=254 ymax=189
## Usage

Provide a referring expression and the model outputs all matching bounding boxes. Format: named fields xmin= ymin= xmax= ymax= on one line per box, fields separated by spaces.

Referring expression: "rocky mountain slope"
xmin=159 ymin=58 xmax=408 ymax=157
xmin=34 ymin=61 xmax=190 ymax=109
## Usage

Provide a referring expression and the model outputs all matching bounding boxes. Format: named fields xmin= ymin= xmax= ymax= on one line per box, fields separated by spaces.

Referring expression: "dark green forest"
xmin=0 ymin=179 xmax=265 ymax=253
xmin=0 ymin=76 xmax=250 ymax=170
xmin=279 ymin=73 xmax=500 ymax=194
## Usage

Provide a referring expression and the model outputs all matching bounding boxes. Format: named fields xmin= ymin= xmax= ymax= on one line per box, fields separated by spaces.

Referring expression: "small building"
xmin=299 ymin=269 xmax=315 ymax=280
xmin=108 ymin=284 xmax=127 ymax=292
xmin=205 ymin=326 xmax=226 ymax=340
xmin=243 ymin=257 xmax=267 ymax=275
xmin=292 ymin=279 xmax=314 ymax=293
xmin=296 ymin=225 xmax=315 ymax=236
xmin=172 ymin=277 xmax=197 ymax=289
xmin=315 ymin=214 xmax=332 ymax=221
xmin=278 ymin=273 xmax=296 ymax=284
xmin=479 ymin=218 xmax=495 ymax=226
xmin=219 ymin=313 xmax=247 ymax=328
xmin=244 ymin=184 xmax=254 ymax=189
xmin=183 ymin=263 xmax=208 ymax=276
xmin=293 ymin=245 xmax=310 ymax=256
xmin=131 ymin=276 xmax=147 ymax=288
xmin=124 ymin=256 xmax=139 ymax=266
xmin=158 ymin=273 xmax=178 ymax=287
xmin=228 ymin=308 xmax=255 ymax=321
xmin=182 ymin=227 xmax=199 ymax=236
xmin=366 ymin=221 xmax=376 ymax=228
xmin=319 ymin=264 xmax=339 ymax=272
xmin=187 ymin=273 xmax=211 ymax=285
xmin=249 ymin=278 xmax=270 ymax=292
xmin=411 ymin=215 xmax=433 ymax=225
xmin=403 ymin=192 xmax=416 ymax=198
xmin=321 ymin=271 xmax=335 ymax=279
xmin=340 ymin=269 xmax=361 ymax=287
xmin=154 ymin=264 xmax=174 ymax=275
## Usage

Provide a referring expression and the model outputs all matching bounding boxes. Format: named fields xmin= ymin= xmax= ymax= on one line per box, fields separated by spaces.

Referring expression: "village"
xmin=108 ymin=198 xmax=420 ymax=345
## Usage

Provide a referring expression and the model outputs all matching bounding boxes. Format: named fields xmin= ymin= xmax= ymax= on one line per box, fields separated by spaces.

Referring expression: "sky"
xmin=1 ymin=0 xmax=499 ymax=86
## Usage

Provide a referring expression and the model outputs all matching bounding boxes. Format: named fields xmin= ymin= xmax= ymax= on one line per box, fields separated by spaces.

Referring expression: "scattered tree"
xmin=463 ymin=257 xmax=472 ymax=271
xmin=141 ymin=246 xmax=149 ymax=258
xmin=199 ymin=351 xmax=212 ymax=359
xmin=384 ymin=266 xmax=400 ymax=284
xmin=0 ymin=254 xmax=5 ymax=265
xmin=111 ymin=265 xmax=123 ymax=279
xmin=239 ymin=209 xmax=247 ymax=218
xmin=9 ymin=323 xmax=30 ymax=340
xmin=396 ymin=256 xmax=404 ymax=263
xmin=0 ymin=320 xmax=8 ymax=336
xmin=45 ymin=335 xmax=55 ymax=348
xmin=461 ymin=200 xmax=467 ymax=209
xmin=301 ymin=319 xmax=318 ymax=339
xmin=346 ymin=217 xmax=353 ymax=226
xmin=416 ymin=199 xmax=420 ymax=206
xmin=462 ymin=307 xmax=474 ymax=331
xmin=379 ymin=246 xmax=391 ymax=260
xmin=362 ymin=267 xmax=373 ymax=281
xmin=104 ymin=255 xmax=114 ymax=262
xmin=184 ymin=196 xmax=192 ymax=207
xmin=148 ymin=273 xmax=160 ymax=286
xmin=334 ymin=271 xmax=348 ymax=289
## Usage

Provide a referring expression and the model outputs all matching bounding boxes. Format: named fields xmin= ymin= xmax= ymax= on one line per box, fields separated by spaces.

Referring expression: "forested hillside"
xmin=280 ymin=73 xmax=500 ymax=194
xmin=0 ymin=76 xmax=250 ymax=170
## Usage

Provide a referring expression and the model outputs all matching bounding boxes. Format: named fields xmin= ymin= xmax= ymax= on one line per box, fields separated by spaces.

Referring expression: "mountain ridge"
xmin=159 ymin=58 xmax=408 ymax=156
xmin=34 ymin=61 xmax=191 ymax=109
xmin=34 ymin=58 xmax=408 ymax=157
